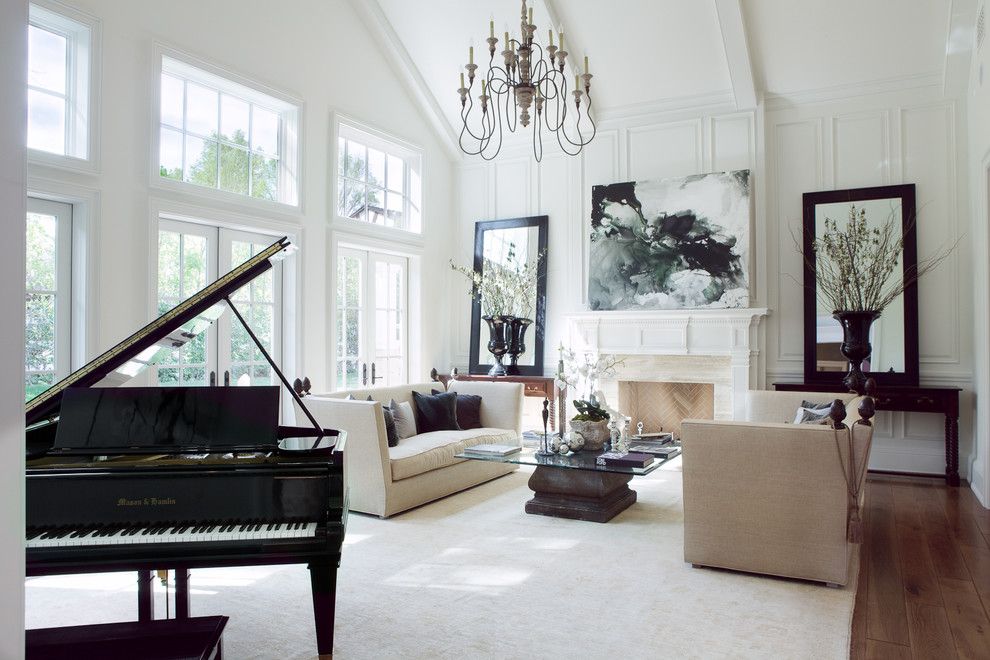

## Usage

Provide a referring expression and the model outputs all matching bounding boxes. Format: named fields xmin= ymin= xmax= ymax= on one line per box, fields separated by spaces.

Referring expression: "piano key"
xmin=26 ymin=520 xmax=321 ymax=549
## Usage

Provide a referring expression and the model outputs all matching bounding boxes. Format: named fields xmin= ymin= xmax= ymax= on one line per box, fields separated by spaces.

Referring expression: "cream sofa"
xmin=681 ymin=390 xmax=872 ymax=586
xmin=294 ymin=381 xmax=524 ymax=518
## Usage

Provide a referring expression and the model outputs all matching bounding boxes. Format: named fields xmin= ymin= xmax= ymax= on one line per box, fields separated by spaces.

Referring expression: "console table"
xmin=773 ymin=382 xmax=961 ymax=486
xmin=431 ymin=370 xmax=565 ymax=433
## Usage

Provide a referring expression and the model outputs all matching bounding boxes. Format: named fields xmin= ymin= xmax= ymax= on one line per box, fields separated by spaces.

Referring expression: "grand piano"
xmin=24 ymin=237 xmax=345 ymax=656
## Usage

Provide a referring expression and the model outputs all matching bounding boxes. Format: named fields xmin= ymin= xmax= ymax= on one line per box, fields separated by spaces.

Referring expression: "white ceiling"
xmin=370 ymin=0 xmax=966 ymax=148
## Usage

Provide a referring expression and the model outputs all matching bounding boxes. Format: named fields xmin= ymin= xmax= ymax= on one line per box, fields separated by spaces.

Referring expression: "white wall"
xmin=0 ymin=0 xmax=27 ymax=655
xmin=453 ymin=81 xmax=974 ymax=480
xmin=966 ymin=29 xmax=990 ymax=506
xmin=32 ymin=0 xmax=455 ymax=392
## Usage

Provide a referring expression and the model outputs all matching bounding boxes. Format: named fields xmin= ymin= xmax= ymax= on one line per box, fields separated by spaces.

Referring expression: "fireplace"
xmin=565 ymin=308 xmax=769 ymax=421
xmin=618 ymin=381 xmax=715 ymax=437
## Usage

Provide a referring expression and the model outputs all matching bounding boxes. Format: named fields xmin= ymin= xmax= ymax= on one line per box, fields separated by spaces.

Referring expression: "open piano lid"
xmin=26 ymin=237 xmax=293 ymax=428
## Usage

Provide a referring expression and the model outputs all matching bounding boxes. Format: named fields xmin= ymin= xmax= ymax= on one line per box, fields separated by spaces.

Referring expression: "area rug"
xmin=26 ymin=460 xmax=857 ymax=658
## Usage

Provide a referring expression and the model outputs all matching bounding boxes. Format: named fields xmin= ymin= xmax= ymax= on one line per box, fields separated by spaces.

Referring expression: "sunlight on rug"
xmin=26 ymin=460 xmax=856 ymax=659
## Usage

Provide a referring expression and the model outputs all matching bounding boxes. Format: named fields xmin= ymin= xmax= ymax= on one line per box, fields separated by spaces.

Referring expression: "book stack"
xmin=462 ymin=444 xmax=522 ymax=457
xmin=595 ymin=452 xmax=654 ymax=468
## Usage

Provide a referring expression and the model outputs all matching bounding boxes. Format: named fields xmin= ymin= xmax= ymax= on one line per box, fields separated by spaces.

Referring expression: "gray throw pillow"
xmin=388 ymin=399 xmax=417 ymax=440
xmin=792 ymin=400 xmax=833 ymax=425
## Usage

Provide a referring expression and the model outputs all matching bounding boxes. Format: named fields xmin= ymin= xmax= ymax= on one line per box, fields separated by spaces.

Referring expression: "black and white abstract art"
xmin=589 ymin=170 xmax=751 ymax=310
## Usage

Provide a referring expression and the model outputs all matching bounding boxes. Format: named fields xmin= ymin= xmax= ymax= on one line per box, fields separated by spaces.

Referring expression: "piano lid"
xmin=26 ymin=237 xmax=293 ymax=427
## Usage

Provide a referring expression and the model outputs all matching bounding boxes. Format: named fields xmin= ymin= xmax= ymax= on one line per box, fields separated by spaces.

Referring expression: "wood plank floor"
xmin=851 ymin=474 xmax=990 ymax=659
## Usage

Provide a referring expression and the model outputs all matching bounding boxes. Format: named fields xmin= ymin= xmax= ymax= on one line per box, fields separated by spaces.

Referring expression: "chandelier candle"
xmin=457 ymin=0 xmax=596 ymax=161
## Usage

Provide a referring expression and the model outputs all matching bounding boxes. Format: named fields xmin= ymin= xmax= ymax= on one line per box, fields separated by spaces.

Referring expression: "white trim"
xmin=25 ymin=197 xmax=71 ymax=384
xmin=149 ymin=42 xmax=304 ymax=212
xmin=27 ymin=0 xmax=101 ymax=173
xmin=25 ymin=175 xmax=99 ymax=370
xmin=764 ymin=72 xmax=943 ymax=110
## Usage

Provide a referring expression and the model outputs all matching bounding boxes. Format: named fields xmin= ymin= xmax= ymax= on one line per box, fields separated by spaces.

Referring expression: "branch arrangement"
xmin=450 ymin=247 xmax=544 ymax=318
xmin=806 ymin=204 xmax=954 ymax=312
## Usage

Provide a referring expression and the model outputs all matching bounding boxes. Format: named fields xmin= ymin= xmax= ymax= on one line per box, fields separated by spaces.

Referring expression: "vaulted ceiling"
xmin=356 ymin=0 xmax=974 ymax=156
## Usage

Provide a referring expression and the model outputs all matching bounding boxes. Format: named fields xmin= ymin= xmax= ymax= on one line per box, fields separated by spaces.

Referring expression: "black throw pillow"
xmin=412 ymin=390 xmax=460 ymax=433
xmin=381 ymin=405 xmax=400 ymax=447
xmin=432 ymin=389 xmax=483 ymax=430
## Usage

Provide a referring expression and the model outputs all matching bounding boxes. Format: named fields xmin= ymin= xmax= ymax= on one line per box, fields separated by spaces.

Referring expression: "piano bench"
xmin=26 ymin=615 xmax=229 ymax=660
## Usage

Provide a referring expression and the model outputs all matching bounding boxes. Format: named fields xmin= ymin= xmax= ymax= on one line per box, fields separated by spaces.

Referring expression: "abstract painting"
xmin=589 ymin=170 xmax=751 ymax=310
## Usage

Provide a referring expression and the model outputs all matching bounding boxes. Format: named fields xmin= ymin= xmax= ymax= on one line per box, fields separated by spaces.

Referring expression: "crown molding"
xmin=595 ymin=90 xmax=736 ymax=124
xmin=764 ymin=72 xmax=943 ymax=110
xmin=348 ymin=0 xmax=462 ymax=162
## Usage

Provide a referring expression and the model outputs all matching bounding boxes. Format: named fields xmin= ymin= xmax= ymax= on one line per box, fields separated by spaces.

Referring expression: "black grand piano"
xmin=25 ymin=237 xmax=345 ymax=656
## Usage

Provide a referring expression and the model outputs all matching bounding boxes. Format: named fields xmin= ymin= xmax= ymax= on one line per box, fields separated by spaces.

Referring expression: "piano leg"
xmin=175 ymin=569 xmax=191 ymax=619
xmin=137 ymin=570 xmax=155 ymax=621
xmin=308 ymin=560 xmax=338 ymax=656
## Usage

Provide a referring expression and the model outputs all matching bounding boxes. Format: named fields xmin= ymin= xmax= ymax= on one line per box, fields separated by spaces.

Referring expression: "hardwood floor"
xmin=851 ymin=474 xmax=990 ymax=659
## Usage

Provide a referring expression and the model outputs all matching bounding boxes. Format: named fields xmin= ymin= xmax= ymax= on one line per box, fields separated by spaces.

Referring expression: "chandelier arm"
xmin=459 ymin=92 xmax=495 ymax=145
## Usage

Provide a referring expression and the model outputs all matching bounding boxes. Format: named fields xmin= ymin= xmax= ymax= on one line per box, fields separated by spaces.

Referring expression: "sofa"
xmin=294 ymin=381 xmax=524 ymax=518
xmin=680 ymin=389 xmax=873 ymax=586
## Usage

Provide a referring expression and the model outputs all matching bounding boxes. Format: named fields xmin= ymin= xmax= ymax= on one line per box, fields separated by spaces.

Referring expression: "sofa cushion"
xmin=389 ymin=399 xmax=417 ymax=440
xmin=388 ymin=428 xmax=518 ymax=481
xmin=412 ymin=390 xmax=460 ymax=433
xmin=433 ymin=389 xmax=483 ymax=430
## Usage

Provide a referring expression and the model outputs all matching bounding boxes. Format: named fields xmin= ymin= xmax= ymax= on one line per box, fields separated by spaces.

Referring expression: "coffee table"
xmin=455 ymin=444 xmax=680 ymax=523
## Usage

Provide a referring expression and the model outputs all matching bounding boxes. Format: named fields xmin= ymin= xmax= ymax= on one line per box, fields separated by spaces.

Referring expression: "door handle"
xmin=362 ymin=363 xmax=368 ymax=386
xmin=209 ymin=371 xmax=216 ymax=387
xmin=223 ymin=370 xmax=230 ymax=386
xmin=371 ymin=362 xmax=383 ymax=384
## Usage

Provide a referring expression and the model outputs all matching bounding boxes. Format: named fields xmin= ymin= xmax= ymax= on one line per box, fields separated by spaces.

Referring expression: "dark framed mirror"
xmin=802 ymin=184 xmax=919 ymax=387
xmin=469 ymin=215 xmax=548 ymax=376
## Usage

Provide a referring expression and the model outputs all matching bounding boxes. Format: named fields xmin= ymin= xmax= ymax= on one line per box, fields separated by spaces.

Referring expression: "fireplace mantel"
xmin=565 ymin=308 xmax=769 ymax=419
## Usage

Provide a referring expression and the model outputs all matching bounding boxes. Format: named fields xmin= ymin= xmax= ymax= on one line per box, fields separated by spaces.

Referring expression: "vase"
xmin=833 ymin=310 xmax=881 ymax=394
xmin=504 ymin=317 xmax=533 ymax=375
xmin=569 ymin=419 xmax=610 ymax=451
xmin=483 ymin=314 xmax=511 ymax=377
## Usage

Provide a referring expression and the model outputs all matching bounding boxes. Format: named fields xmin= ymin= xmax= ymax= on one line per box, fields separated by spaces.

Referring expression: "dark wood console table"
xmin=432 ymin=370 xmax=565 ymax=433
xmin=773 ymin=382 xmax=961 ymax=486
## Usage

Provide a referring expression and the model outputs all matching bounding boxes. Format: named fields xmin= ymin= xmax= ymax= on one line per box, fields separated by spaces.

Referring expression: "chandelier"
xmin=457 ymin=0 xmax=596 ymax=162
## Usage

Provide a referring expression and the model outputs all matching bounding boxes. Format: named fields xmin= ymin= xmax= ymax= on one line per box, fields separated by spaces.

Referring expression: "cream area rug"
xmin=26 ymin=459 xmax=857 ymax=659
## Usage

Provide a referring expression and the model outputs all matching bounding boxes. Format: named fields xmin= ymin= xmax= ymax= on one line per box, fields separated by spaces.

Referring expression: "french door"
xmin=335 ymin=247 xmax=407 ymax=389
xmin=155 ymin=219 xmax=282 ymax=387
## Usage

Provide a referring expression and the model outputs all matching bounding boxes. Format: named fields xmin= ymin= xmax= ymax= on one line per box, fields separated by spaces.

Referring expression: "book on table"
xmin=595 ymin=452 xmax=654 ymax=468
xmin=630 ymin=432 xmax=674 ymax=443
xmin=463 ymin=444 xmax=522 ymax=457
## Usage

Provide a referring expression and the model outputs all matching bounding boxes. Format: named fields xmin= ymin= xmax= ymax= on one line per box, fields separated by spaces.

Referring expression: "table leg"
xmin=137 ymin=570 xmax=155 ymax=621
xmin=946 ymin=414 xmax=960 ymax=487
xmin=525 ymin=465 xmax=636 ymax=522
xmin=175 ymin=569 xmax=190 ymax=619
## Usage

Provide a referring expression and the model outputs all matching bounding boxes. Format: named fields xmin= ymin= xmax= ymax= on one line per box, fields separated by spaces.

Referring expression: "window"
xmin=25 ymin=198 xmax=72 ymax=401
xmin=27 ymin=3 xmax=94 ymax=160
xmin=335 ymin=247 xmax=407 ymax=389
xmin=156 ymin=220 xmax=283 ymax=387
xmin=336 ymin=122 xmax=422 ymax=233
xmin=158 ymin=54 xmax=300 ymax=206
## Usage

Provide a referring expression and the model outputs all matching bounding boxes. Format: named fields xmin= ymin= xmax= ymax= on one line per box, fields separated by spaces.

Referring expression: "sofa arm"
xmin=448 ymin=381 xmax=525 ymax=432
xmin=294 ymin=397 xmax=391 ymax=515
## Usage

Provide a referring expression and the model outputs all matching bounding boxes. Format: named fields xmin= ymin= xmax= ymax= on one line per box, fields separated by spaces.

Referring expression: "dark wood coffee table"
xmin=456 ymin=445 xmax=679 ymax=523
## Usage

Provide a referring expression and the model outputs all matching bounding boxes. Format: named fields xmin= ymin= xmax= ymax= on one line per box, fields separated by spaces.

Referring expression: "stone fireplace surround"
xmin=565 ymin=308 xmax=769 ymax=421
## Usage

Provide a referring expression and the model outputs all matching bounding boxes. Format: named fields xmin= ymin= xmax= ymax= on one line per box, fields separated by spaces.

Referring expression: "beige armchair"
xmin=681 ymin=390 xmax=873 ymax=586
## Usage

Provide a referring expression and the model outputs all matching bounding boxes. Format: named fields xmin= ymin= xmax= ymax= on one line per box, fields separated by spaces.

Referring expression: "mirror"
xmin=469 ymin=215 xmax=548 ymax=376
xmin=802 ymin=184 xmax=919 ymax=387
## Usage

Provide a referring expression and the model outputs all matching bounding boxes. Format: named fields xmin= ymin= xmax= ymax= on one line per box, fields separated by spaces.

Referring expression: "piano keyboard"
xmin=26 ymin=522 xmax=318 ymax=548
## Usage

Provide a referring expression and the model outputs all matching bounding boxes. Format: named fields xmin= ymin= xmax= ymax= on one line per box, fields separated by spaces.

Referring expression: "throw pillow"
xmin=432 ymin=389 xmax=483 ymax=430
xmin=412 ymin=390 xmax=460 ymax=433
xmin=388 ymin=399 xmax=418 ymax=440
xmin=380 ymin=405 xmax=400 ymax=447
xmin=792 ymin=400 xmax=833 ymax=425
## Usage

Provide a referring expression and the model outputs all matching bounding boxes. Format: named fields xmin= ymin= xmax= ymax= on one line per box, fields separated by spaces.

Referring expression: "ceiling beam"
xmin=349 ymin=0 xmax=462 ymax=161
xmin=941 ymin=0 xmax=977 ymax=98
xmin=714 ymin=0 xmax=758 ymax=110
